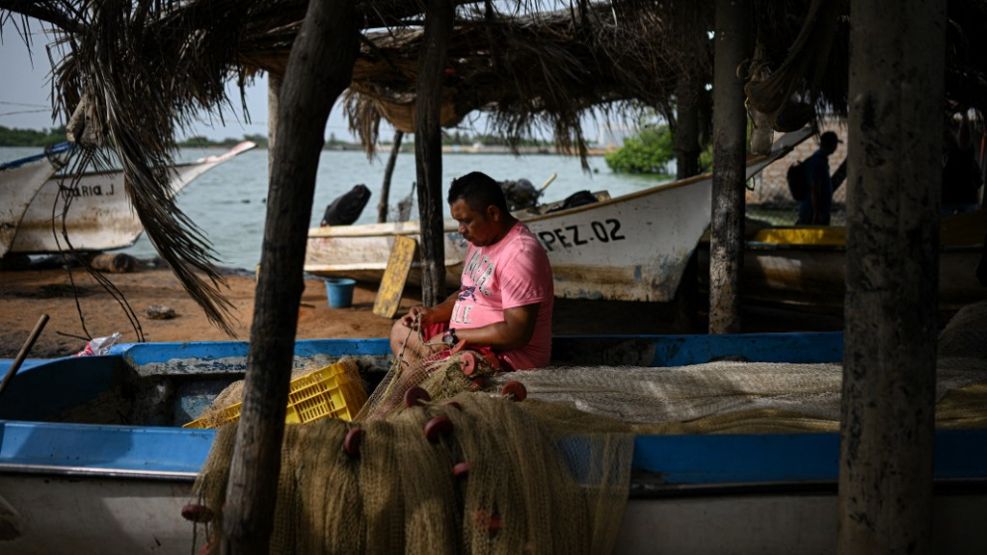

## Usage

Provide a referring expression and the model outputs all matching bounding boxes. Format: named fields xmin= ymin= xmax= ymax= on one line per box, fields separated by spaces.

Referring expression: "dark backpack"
xmin=786 ymin=161 xmax=808 ymax=202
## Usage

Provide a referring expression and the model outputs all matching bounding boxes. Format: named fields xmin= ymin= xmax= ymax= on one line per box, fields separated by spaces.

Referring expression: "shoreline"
xmin=0 ymin=258 xmax=843 ymax=359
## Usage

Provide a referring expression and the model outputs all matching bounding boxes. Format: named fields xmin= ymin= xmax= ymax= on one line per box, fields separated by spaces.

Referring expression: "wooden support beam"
xmin=378 ymin=130 xmax=404 ymax=223
xmin=266 ymin=74 xmax=282 ymax=180
xmin=708 ymin=0 xmax=750 ymax=334
xmin=675 ymin=76 xmax=702 ymax=181
xmin=838 ymin=1 xmax=946 ymax=552
xmin=414 ymin=0 xmax=454 ymax=306
xmin=220 ymin=1 xmax=359 ymax=553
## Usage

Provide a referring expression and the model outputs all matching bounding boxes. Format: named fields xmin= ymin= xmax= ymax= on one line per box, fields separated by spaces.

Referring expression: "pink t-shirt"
xmin=450 ymin=222 xmax=554 ymax=369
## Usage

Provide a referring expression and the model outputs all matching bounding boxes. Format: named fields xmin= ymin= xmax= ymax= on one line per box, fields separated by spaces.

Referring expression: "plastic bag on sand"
xmin=76 ymin=332 xmax=122 ymax=357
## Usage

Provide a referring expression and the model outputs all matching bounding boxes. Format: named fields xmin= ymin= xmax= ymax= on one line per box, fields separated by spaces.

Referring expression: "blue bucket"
xmin=324 ymin=277 xmax=356 ymax=309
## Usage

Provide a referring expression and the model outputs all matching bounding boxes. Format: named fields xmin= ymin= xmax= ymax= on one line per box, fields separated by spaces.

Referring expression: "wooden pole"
xmin=414 ymin=0 xmax=454 ymax=307
xmin=674 ymin=3 xmax=707 ymax=182
xmin=675 ymin=76 xmax=702 ymax=180
xmin=838 ymin=1 xmax=945 ymax=552
xmin=267 ymin=73 xmax=282 ymax=180
xmin=708 ymin=0 xmax=750 ymax=334
xmin=220 ymin=1 xmax=358 ymax=553
xmin=0 ymin=314 xmax=48 ymax=398
xmin=378 ymin=130 xmax=404 ymax=223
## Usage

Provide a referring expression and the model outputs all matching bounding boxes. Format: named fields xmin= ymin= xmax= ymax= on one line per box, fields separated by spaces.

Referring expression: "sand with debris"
xmin=0 ymin=258 xmax=842 ymax=358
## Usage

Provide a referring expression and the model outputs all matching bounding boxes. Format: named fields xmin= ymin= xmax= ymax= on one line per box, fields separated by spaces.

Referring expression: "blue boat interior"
xmin=1 ymin=332 xmax=986 ymax=487
xmin=0 ymin=333 xmax=844 ymax=428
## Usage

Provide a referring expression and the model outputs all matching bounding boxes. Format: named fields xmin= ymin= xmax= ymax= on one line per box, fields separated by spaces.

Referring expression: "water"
xmin=1 ymin=146 xmax=666 ymax=270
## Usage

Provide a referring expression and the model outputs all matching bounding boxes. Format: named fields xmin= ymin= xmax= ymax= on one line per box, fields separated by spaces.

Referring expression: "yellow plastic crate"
xmin=183 ymin=361 xmax=367 ymax=429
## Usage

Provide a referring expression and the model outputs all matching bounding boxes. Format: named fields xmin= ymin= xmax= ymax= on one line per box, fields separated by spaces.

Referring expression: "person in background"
xmin=797 ymin=131 xmax=847 ymax=225
xmin=390 ymin=171 xmax=554 ymax=370
xmin=941 ymin=118 xmax=984 ymax=215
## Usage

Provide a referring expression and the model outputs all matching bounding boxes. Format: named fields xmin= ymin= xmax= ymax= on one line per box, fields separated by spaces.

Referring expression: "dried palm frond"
xmin=47 ymin=0 xmax=256 ymax=334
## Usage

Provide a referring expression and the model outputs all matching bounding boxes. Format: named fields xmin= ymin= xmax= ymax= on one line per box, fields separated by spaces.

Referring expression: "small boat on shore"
xmin=0 ymin=141 xmax=255 ymax=257
xmin=0 ymin=143 xmax=73 ymax=258
xmin=699 ymin=209 xmax=987 ymax=312
xmin=305 ymin=129 xmax=813 ymax=302
xmin=1 ymin=330 xmax=985 ymax=554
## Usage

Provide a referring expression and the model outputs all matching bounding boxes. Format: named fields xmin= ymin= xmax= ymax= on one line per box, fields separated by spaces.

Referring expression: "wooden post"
xmin=708 ymin=0 xmax=750 ymax=334
xmin=838 ymin=1 xmax=945 ymax=552
xmin=414 ymin=0 xmax=454 ymax=306
xmin=378 ymin=130 xmax=404 ymax=223
xmin=675 ymin=77 xmax=702 ymax=180
xmin=267 ymin=73 xmax=282 ymax=180
xmin=220 ymin=1 xmax=358 ymax=553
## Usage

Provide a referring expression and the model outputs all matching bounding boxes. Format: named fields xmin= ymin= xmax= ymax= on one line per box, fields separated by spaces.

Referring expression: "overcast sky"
xmin=0 ymin=16 xmax=619 ymax=144
xmin=0 ymin=19 xmax=365 ymax=141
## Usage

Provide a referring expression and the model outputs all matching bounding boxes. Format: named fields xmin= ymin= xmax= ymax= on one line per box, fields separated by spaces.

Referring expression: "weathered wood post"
xmin=378 ymin=130 xmax=404 ymax=223
xmin=673 ymin=4 xmax=708 ymax=181
xmin=675 ymin=77 xmax=702 ymax=180
xmin=414 ymin=0 xmax=454 ymax=306
xmin=838 ymin=1 xmax=945 ymax=552
xmin=267 ymin=73 xmax=282 ymax=179
xmin=221 ymin=1 xmax=359 ymax=553
xmin=708 ymin=0 xmax=750 ymax=334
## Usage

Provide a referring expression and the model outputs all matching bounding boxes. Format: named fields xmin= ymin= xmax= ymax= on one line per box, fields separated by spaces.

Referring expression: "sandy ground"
xmin=0 ymin=258 xmax=842 ymax=358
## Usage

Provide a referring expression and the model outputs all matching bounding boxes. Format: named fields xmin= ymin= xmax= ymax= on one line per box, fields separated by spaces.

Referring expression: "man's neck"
xmin=489 ymin=216 xmax=518 ymax=245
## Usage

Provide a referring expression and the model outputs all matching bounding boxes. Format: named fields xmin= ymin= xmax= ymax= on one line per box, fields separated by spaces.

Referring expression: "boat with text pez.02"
xmin=0 ymin=141 xmax=255 ymax=256
xmin=1 ymin=329 xmax=986 ymax=554
xmin=304 ymin=128 xmax=814 ymax=302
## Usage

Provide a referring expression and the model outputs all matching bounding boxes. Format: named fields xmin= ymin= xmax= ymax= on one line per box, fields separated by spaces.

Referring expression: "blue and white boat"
xmin=0 ymin=142 xmax=73 ymax=258
xmin=0 ymin=141 xmax=255 ymax=257
xmin=1 ymin=333 xmax=985 ymax=554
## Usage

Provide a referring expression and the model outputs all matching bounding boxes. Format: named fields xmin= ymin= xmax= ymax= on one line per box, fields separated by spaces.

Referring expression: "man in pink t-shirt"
xmin=390 ymin=171 xmax=554 ymax=370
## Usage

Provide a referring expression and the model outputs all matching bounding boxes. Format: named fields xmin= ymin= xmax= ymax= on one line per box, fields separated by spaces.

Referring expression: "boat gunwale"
xmin=308 ymin=165 xmax=725 ymax=239
xmin=0 ymin=462 xmax=199 ymax=481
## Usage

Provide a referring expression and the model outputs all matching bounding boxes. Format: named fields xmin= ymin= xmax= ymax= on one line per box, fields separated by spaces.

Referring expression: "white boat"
xmin=305 ymin=129 xmax=812 ymax=302
xmin=1 ymin=141 xmax=255 ymax=256
xmin=0 ymin=143 xmax=72 ymax=257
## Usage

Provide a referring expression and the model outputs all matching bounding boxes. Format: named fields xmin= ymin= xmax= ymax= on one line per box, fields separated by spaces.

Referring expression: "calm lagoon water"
xmin=1 ymin=146 xmax=666 ymax=270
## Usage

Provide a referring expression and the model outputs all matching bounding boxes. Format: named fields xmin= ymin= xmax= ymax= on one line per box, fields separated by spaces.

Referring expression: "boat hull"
xmin=617 ymin=490 xmax=987 ymax=554
xmin=0 ymin=474 xmax=193 ymax=555
xmin=7 ymin=141 xmax=255 ymax=254
xmin=742 ymin=244 xmax=985 ymax=309
xmin=3 ymin=332 xmax=983 ymax=554
xmin=0 ymin=148 xmax=65 ymax=257
xmin=697 ymin=213 xmax=987 ymax=310
xmin=306 ymin=129 xmax=811 ymax=302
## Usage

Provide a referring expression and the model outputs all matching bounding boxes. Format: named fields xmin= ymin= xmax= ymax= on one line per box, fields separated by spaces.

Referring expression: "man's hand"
xmin=399 ymin=305 xmax=434 ymax=329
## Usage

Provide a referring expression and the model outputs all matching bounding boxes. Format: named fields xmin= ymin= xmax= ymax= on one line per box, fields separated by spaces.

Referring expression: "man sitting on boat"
xmin=390 ymin=171 xmax=554 ymax=371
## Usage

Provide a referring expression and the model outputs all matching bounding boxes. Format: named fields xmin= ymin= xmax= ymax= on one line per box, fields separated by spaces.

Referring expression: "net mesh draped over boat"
xmin=195 ymin=393 xmax=634 ymax=554
xmin=192 ymin=300 xmax=987 ymax=552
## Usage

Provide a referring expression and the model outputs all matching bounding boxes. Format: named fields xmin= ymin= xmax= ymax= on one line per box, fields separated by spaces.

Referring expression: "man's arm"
xmin=831 ymin=159 xmax=848 ymax=193
xmin=455 ymin=303 xmax=540 ymax=351
xmin=810 ymin=161 xmax=828 ymax=223
xmin=399 ymin=291 xmax=458 ymax=328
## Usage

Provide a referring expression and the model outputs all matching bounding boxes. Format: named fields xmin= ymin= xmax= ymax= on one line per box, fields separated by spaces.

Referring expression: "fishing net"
xmin=358 ymin=347 xmax=501 ymax=421
xmin=357 ymin=315 xmax=506 ymax=421
xmin=191 ymin=300 xmax=987 ymax=553
xmin=194 ymin=392 xmax=634 ymax=554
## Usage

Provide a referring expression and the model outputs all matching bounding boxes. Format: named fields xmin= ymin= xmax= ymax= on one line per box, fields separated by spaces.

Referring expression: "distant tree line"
xmin=1 ymin=124 xmax=554 ymax=151
xmin=0 ymin=125 xmax=67 ymax=147
xmin=442 ymin=130 xmax=553 ymax=147
xmin=605 ymin=124 xmax=712 ymax=175
xmin=179 ymin=134 xmax=269 ymax=148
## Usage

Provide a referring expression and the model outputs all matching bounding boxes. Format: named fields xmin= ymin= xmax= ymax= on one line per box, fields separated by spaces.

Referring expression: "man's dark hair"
xmin=447 ymin=171 xmax=510 ymax=214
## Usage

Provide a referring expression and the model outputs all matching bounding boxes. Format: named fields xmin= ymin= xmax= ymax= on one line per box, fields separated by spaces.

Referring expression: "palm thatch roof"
xmin=3 ymin=0 xmax=987 ymax=332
